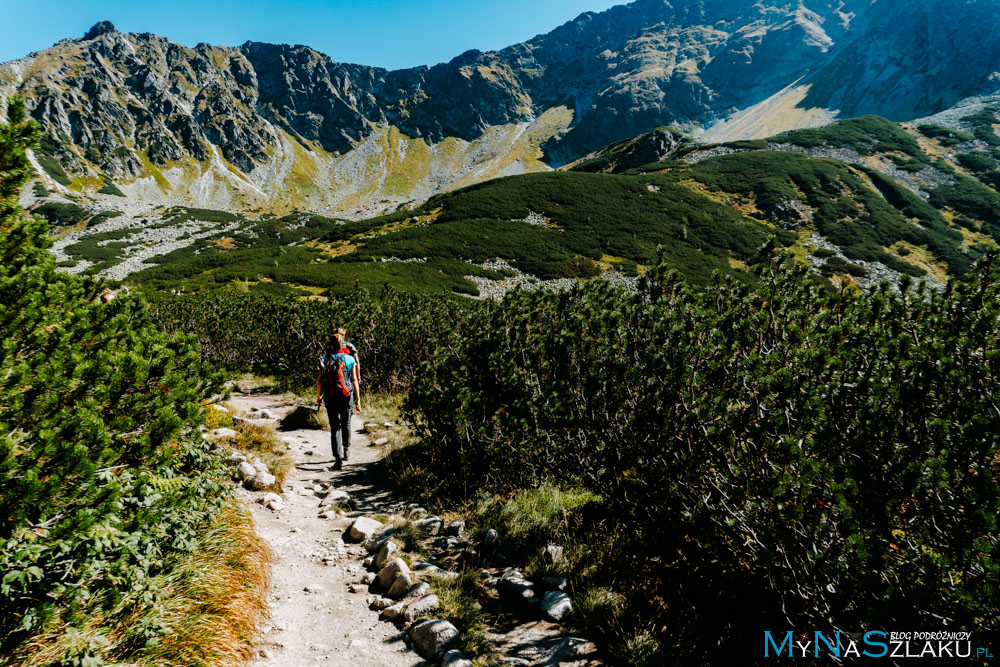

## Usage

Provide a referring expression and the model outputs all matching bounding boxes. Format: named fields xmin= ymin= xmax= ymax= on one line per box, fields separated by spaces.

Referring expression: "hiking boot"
xmin=332 ymin=460 xmax=343 ymax=471
xmin=343 ymin=448 xmax=350 ymax=461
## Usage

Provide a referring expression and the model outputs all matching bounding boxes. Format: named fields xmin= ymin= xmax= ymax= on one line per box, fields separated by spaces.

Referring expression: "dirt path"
xmin=228 ymin=391 xmax=425 ymax=667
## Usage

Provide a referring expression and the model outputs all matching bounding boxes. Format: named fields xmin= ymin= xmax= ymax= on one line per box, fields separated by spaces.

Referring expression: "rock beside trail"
xmin=498 ymin=569 xmax=541 ymax=611
xmin=211 ymin=427 xmax=239 ymax=439
xmin=410 ymin=619 xmax=459 ymax=659
xmin=541 ymin=591 xmax=573 ymax=621
xmin=403 ymin=593 xmax=440 ymax=623
xmin=375 ymin=540 xmax=398 ymax=569
xmin=387 ymin=571 xmax=413 ymax=599
xmin=442 ymin=650 xmax=474 ymax=667
xmin=319 ymin=489 xmax=350 ymax=508
xmin=210 ymin=404 xmax=229 ymax=413
xmin=346 ymin=517 xmax=384 ymax=543
xmin=482 ymin=529 xmax=499 ymax=549
xmin=246 ymin=471 xmax=276 ymax=490
xmin=415 ymin=515 xmax=443 ymax=536
xmin=374 ymin=437 xmax=389 ymax=446
xmin=236 ymin=462 xmax=256 ymax=480
xmin=446 ymin=520 xmax=465 ymax=537
xmin=380 ymin=601 xmax=405 ymax=621
xmin=544 ymin=544 xmax=565 ymax=564
xmin=252 ymin=460 xmax=270 ymax=474
xmin=374 ymin=558 xmax=410 ymax=591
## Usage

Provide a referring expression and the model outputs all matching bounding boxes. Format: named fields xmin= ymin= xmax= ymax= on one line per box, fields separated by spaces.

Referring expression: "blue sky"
xmin=0 ymin=0 xmax=629 ymax=69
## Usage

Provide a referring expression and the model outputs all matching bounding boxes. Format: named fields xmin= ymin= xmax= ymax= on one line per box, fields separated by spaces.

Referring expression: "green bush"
xmin=147 ymin=286 xmax=467 ymax=393
xmin=32 ymin=201 xmax=89 ymax=226
xmin=97 ymin=178 xmax=125 ymax=197
xmin=917 ymin=124 xmax=975 ymax=146
xmin=35 ymin=134 xmax=72 ymax=186
xmin=0 ymin=98 xmax=231 ymax=662
xmin=404 ymin=254 xmax=1000 ymax=663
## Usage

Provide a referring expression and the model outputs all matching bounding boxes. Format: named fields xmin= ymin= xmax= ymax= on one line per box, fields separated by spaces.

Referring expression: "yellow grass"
xmin=13 ymin=503 xmax=269 ymax=667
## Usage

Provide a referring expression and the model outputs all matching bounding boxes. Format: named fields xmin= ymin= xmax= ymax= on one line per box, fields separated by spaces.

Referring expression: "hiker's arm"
xmin=352 ymin=364 xmax=362 ymax=411
xmin=316 ymin=369 xmax=323 ymax=405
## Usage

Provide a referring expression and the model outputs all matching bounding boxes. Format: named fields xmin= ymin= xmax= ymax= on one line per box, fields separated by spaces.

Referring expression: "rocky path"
xmin=227 ymin=391 xmax=423 ymax=667
xmin=226 ymin=390 xmax=601 ymax=667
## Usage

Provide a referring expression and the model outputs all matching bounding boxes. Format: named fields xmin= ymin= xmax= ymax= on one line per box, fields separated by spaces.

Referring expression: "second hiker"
xmin=317 ymin=328 xmax=362 ymax=470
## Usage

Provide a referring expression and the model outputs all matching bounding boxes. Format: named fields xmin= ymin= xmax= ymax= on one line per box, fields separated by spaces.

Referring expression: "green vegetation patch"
xmin=87 ymin=210 xmax=124 ymax=227
xmin=32 ymin=201 xmax=89 ymax=227
xmin=680 ymin=151 xmax=971 ymax=275
xmin=35 ymin=134 xmax=71 ymax=186
xmin=917 ymin=123 xmax=975 ymax=146
xmin=776 ymin=115 xmax=928 ymax=161
xmin=98 ymin=177 xmax=125 ymax=197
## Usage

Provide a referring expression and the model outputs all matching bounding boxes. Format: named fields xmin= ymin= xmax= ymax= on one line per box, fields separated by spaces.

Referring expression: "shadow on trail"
xmin=328 ymin=458 xmax=401 ymax=514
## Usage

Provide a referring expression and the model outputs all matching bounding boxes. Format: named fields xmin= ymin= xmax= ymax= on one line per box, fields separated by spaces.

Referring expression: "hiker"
xmin=317 ymin=330 xmax=362 ymax=470
xmin=333 ymin=327 xmax=362 ymax=396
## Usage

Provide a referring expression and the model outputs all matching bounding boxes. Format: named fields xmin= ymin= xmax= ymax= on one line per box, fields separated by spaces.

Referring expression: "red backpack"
xmin=321 ymin=352 xmax=353 ymax=398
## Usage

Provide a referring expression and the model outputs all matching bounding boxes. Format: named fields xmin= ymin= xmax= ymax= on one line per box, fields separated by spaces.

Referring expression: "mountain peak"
xmin=83 ymin=21 xmax=117 ymax=41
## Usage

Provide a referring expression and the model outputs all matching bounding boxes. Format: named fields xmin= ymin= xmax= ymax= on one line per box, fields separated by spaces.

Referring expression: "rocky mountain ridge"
xmin=3 ymin=0 xmax=1000 ymax=217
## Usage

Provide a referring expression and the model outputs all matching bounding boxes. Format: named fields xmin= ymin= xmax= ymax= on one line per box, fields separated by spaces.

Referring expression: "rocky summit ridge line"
xmin=2 ymin=0 xmax=999 ymax=216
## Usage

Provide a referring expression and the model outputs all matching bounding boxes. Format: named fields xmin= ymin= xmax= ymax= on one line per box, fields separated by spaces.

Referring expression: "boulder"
xmin=246 ymin=472 xmax=276 ymax=490
xmin=387 ymin=571 xmax=413 ymax=599
xmin=346 ymin=517 xmax=384 ymax=543
xmin=236 ymin=462 xmax=256 ymax=480
xmin=210 ymin=404 xmax=229 ymax=413
xmin=380 ymin=602 xmax=405 ymax=621
xmin=383 ymin=421 xmax=395 ymax=428
xmin=227 ymin=451 xmax=247 ymax=466
xmin=374 ymin=437 xmax=389 ymax=446
xmin=374 ymin=558 xmax=410 ymax=591
xmin=364 ymin=422 xmax=378 ymax=431
xmin=252 ymin=461 xmax=270 ymax=474
xmin=405 ymin=582 xmax=431 ymax=599
xmin=541 ymin=590 xmax=573 ymax=621
xmin=446 ymin=520 xmax=465 ymax=537
xmin=414 ymin=516 xmax=443 ymax=536
xmin=482 ymin=529 xmax=499 ymax=549
xmin=364 ymin=525 xmax=395 ymax=551
xmin=498 ymin=569 xmax=541 ymax=610
xmin=256 ymin=492 xmax=282 ymax=505
xmin=265 ymin=499 xmax=284 ymax=511
xmin=320 ymin=489 xmax=351 ymax=508
xmin=442 ymin=650 xmax=474 ymax=667
xmin=375 ymin=540 xmax=398 ymax=569
xmin=210 ymin=427 xmax=239 ymax=439
xmin=403 ymin=594 xmax=440 ymax=623
xmin=369 ymin=596 xmax=394 ymax=610
xmin=544 ymin=544 xmax=565 ymax=565
xmin=280 ymin=405 xmax=327 ymax=430
xmin=409 ymin=619 xmax=459 ymax=659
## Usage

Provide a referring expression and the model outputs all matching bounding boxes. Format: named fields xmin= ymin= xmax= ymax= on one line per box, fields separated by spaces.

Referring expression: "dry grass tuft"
xmin=13 ymin=502 xmax=269 ymax=667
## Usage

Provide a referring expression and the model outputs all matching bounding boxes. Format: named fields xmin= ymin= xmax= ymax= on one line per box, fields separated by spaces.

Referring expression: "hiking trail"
xmin=227 ymin=389 xmax=601 ymax=667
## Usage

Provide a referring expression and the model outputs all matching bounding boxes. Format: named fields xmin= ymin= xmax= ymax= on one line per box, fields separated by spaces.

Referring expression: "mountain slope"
xmin=90 ymin=103 xmax=998 ymax=297
xmin=5 ymin=0 xmax=1000 ymax=217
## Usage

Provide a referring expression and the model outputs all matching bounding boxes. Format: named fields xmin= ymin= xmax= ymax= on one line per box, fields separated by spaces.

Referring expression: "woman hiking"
xmin=317 ymin=328 xmax=362 ymax=470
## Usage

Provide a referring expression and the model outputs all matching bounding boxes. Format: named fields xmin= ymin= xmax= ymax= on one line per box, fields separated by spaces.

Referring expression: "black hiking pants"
xmin=325 ymin=392 xmax=352 ymax=462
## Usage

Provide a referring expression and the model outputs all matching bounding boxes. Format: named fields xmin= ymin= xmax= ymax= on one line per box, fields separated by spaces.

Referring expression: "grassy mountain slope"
xmin=54 ymin=104 xmax=1000 ymax=297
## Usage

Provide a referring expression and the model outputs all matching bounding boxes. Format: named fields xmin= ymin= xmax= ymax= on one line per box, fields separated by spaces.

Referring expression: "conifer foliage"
xmin=0 ymin=99 xmax=226 ymax=660
xmin=406 ymin=250 xmax=1000 ymax=660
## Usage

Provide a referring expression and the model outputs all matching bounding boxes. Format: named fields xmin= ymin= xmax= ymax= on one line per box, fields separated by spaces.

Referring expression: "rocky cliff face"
xmin=2 ymin=0 xmax=998 ymax=215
